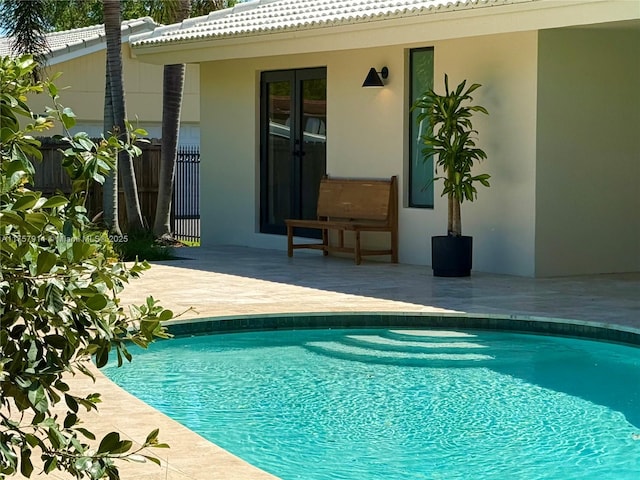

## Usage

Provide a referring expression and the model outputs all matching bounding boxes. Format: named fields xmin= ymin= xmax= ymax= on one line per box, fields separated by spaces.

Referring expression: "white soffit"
xmin=129 ymin=0 xmax=640 ymax=63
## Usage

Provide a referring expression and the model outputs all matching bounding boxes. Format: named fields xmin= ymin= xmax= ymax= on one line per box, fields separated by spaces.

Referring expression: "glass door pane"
xmin=266 ymin=79 xmax=293 ymax=226
xmin=299 ymin=76 xmax=327 ymax=221
xmin=260 ymin=68 xmax=326 ymax=236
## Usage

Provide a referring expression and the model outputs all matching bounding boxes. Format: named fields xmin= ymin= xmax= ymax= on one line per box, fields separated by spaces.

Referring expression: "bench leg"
xmin=391 ymin=229 xmax=398 ymax=263
xmin=355 ymin=230 xmax=362 ymax=265
xmin=287 ymin=225 xmax=294 ymax=257
xmin=322 ymin=228 xmax=329 ymax=256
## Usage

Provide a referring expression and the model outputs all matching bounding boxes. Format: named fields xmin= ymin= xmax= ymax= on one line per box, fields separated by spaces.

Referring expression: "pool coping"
xmin=164 ymin=311 xmax=640 ymax=347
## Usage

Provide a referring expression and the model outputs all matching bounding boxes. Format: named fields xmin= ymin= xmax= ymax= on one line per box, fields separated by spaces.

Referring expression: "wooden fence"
xmin=33 ymin=138 xmax=162 ymax=230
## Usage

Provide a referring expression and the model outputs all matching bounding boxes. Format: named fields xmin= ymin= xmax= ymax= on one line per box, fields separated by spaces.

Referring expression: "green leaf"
xmin=127 ymin=454 xmax=147 ymax=463
xmin=47 ymin=427 xmax=63 ymax=450
xmin=36 ymin=251 xmax=57 ymax=275
xmin=63 ymin=413 xmax=78 ymax=429
xmin=74 ymin=456 xmax=92 ymax=472
xmin=143 ymin=455 xmax=161 ymax=466
xmin=144 ymin=428 xmax=159 ymax=445
xmin=73 ymin=288 xmax=97 ymax=297
xmin=41 ymin=196 xmax=68 ymax=209
xmin=86 ymin=294 xmax=108 ymax=311
xmin=75 ymin=427 xmax=96 ymax=440
xmin=65 ymin=394 xmax=79 ymax=413
xmin=60 ymin=108 xmax=76 ymax=129
xmin=0 ymin=210 xmax=25 ymax=228
xmin=24 ymin=434 xmax=40 ymax=448
xmin=27 ymin=385 xmax=48 ymax=413
xmin=47 ymin=82 xmax=58 ymax=98
xmin=12 ymin=193 xmax=40 ymax=211
xmin=43 ymin=456 xmax=58 ymax=473
xmin=54 ymin=380 xmax=70 ymax=392
xmin=97 ymin=432 xmax=120 ymax=454
xmin=24 ymin=212 xmax=48 ymax=233
xmin=71 ymin=241 xmax=92 ymax=262
xmin=20 ymin=448 xmax=33 ymax=477
xmin=0 ymin=56 xmax=174 ymax=479
xmin=130 ymin=336 xmax=149 ymax=349
xmin=110 ymin=439 xmax=133 ymax=455
xmin=76 ymin=135 xmax=95 ymax=152
xmin=44 ymin=334 xmax=67 ymax=349
xmin=95 ymin=344 xmax=110 ymax=368
xmin=15 ymin=376 xmax=32 ymax=388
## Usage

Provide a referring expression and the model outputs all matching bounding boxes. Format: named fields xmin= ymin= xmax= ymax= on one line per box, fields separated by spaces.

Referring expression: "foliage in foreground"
xmin=0 ymin=55 xmax=172 ymax=479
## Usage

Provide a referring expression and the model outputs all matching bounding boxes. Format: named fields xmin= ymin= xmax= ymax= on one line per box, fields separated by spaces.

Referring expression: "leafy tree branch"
xmin=1 ymin=55 xmax=171 ymax=479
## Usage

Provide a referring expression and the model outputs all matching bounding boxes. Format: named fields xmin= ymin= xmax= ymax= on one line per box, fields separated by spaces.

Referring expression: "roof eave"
xmin=44 ymin=17 xmax=159 ymax=65
xmin=130 ymin=0 xmax=640 ymax=65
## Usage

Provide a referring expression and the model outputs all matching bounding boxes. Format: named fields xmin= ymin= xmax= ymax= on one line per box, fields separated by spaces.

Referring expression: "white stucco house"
xmin=129 ymin=0 xmax=640 ymax=277
xmin=0 ymin=18 xmax=201 ymax=145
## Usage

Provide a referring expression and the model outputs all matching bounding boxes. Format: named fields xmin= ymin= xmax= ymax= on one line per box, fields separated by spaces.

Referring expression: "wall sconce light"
xmin=362 ymin=66 xmax=389 ymax=87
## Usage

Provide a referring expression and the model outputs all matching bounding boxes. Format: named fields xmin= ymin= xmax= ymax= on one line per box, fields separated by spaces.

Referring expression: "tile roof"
xmin=131 ymin=0 xmax=531 ymax=46
xmin=0 ymin=17 xmax=158 ymax=63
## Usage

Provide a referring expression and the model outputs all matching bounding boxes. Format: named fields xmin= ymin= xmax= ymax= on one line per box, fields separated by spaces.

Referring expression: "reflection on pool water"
xmin=103 ymin=328 xmax=640 ymax=479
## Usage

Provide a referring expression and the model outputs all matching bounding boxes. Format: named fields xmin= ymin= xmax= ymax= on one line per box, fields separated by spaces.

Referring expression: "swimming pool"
xmin=103 ymin=328 xmax=640 ymax=479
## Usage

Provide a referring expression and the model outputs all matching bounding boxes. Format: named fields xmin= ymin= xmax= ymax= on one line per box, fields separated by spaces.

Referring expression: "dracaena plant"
xmin=412 ymin=74 xmax=490 ymax=237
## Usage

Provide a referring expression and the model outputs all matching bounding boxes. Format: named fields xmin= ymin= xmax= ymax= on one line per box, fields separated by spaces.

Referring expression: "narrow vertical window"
xmin=409 ymin=47 xmax=434 ymax=208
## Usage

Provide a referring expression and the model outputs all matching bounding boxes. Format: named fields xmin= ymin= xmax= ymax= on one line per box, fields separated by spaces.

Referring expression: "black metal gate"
xmin=172 ymin=145 xmax=200 ymax=242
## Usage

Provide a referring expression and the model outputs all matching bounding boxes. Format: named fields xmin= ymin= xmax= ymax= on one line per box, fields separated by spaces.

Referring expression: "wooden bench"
xmin=285 ymin=176 xmax=398 ymax=265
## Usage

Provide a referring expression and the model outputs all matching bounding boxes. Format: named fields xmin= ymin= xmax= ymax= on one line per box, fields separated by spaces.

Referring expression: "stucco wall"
xmin=536 ymin=27 xmax=640 ymax=276
xmin=199 ymin=31 xmax=539 ymax=276
xmin=28 ymin=44 xmax=200 ymax=137
xmin=200 ymin=54 xmax=327 ymax=250
xmin=424 ymin=32 xmax=538 ymax=276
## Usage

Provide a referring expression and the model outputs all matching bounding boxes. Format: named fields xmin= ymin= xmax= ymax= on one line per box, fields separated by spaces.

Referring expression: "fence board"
xmin=33 ymin=139 xmax=158 ymax=230
xmin=32 ymin=139 xmax=200 ymax=241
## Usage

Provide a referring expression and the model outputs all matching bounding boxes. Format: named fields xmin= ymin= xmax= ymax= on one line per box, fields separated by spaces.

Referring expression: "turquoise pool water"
xmin=103 ymin=328 xmax=640 ymax=479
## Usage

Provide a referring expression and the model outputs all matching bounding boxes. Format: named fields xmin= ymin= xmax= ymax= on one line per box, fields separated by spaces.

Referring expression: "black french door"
xmin=260 ymin=67 xmax=327 ymax=236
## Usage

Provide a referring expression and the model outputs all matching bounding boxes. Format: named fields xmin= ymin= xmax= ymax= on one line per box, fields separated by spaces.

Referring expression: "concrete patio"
xmin=23 ymin=245 xmax=640 ymax=479
xmin=127 ymin=246 xmax=640 ymax=330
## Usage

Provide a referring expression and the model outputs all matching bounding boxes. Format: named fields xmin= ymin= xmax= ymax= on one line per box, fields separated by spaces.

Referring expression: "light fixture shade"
xmin=362 ymin=67 xmax=385 ymax=87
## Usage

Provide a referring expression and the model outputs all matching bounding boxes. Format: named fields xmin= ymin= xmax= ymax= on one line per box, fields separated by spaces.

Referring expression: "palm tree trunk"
xmin=102 ymin=61 xmax=122 ymax=235
xmin=153 ymin=64 xmax=185 ymax=238
xmin=153 ymin=0 xmax=191 ymax=239
xmin=103 ymin=0 xmax=144 ymax=232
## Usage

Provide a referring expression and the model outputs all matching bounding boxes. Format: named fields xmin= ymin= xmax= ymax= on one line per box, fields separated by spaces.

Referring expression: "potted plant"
xmin=412 ymin=74 xmax=490 ymax=277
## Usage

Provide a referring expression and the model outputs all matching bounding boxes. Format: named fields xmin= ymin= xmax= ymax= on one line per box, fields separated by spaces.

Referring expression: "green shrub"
xmin=1 ymin=55 xmax=170 ymax=479
xmin=113 ymin=229 xmax=176 ymax=261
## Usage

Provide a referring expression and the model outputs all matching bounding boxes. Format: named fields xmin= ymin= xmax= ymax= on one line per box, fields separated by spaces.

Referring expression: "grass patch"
xmin=179 ymin=239 xmax=200 ymax=247
xmin=114 ymin=230 xmax=176 ymax=261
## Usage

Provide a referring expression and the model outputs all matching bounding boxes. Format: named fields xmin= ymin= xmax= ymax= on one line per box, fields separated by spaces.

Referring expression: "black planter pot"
xmin=431 ymin=235 xmax=473 ymax=277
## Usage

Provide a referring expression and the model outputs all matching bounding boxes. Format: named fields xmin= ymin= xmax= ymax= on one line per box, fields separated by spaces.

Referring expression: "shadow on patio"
xmin=120 ymin=245 xmax=640 ymax=330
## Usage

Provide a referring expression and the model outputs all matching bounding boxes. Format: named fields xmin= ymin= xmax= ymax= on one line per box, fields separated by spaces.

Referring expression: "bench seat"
xmin=285 ymin=176 xmax=398 ymax=265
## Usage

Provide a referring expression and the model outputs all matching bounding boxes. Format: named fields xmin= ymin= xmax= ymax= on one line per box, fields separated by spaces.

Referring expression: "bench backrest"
xmin=316 ymin=176 xmax=398 ymax=223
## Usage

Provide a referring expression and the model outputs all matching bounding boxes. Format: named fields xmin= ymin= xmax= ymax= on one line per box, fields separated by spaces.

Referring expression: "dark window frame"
xmin=408 ymin=47 xmax=435 ymax=208
xmin=259 ymin=67 xmax=327 ymax=236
